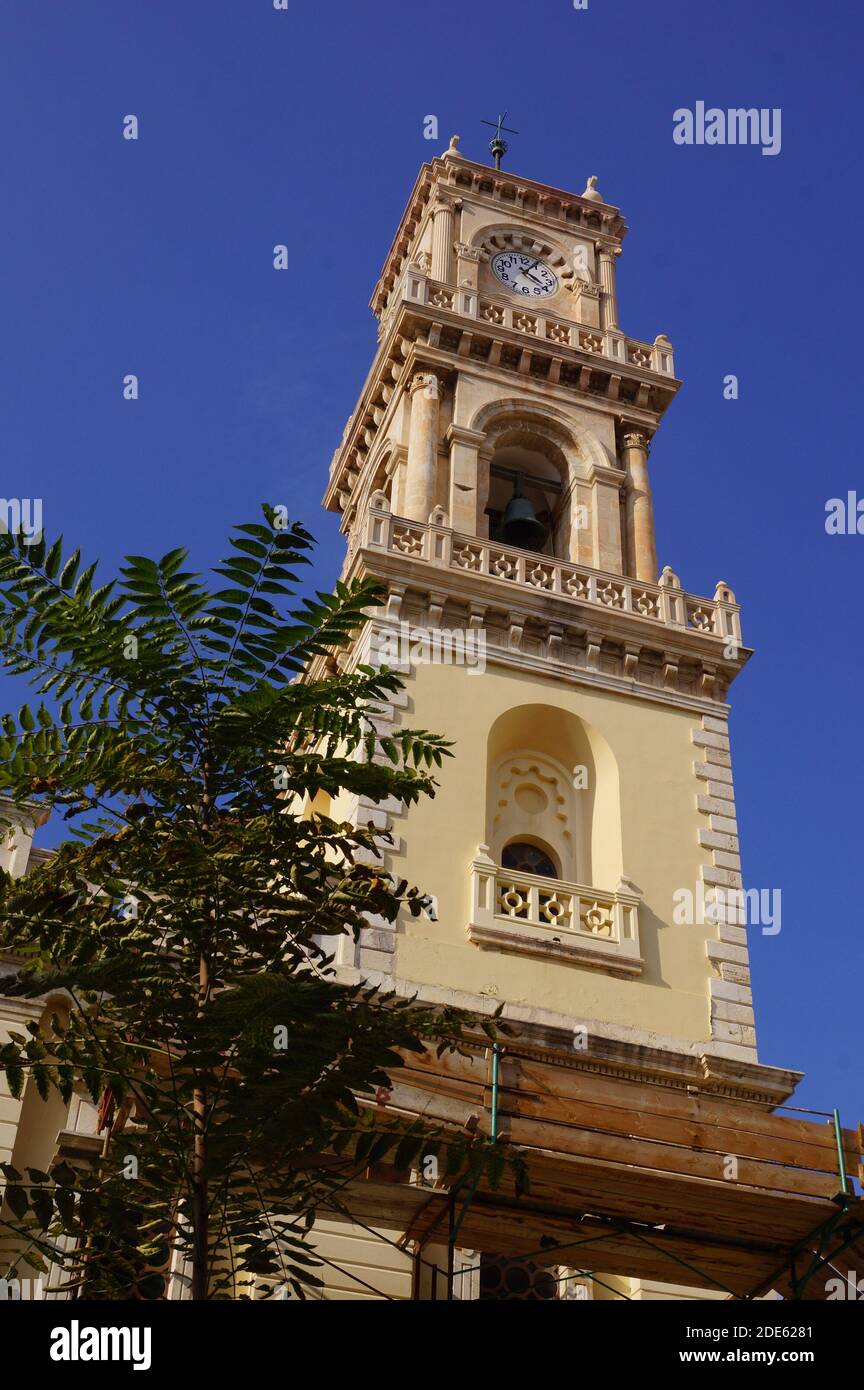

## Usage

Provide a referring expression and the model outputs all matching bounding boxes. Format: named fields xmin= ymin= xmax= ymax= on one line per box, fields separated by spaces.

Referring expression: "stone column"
xmin=596 ymin=243 xmax=620 ymax=332
xmin=430 ymin=197 xmax=457 ymax=284
xmin=446 ymin=424 xmax=486 ymax=534
xmin=404 ymin=373 xmax=441 ymax=522
xmin=622 ymin=431 xmax=657 ymax=582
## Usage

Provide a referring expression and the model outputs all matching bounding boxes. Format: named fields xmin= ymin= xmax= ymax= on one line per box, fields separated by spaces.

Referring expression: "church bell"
xmin=499 ymin=477 xmax=549 ymax=552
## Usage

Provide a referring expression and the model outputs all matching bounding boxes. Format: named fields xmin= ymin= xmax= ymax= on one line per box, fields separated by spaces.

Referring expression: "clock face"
xmin=491 ymin=252 xmax=559 ymax=299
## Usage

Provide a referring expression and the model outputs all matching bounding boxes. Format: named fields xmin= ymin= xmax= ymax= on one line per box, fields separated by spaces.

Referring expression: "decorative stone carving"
xmin=622 ymin=430 xmax=650 ymax=453
xmin=410 ymin=371 xmax=441 ymax=399
xmin=467 ymin=852 xmax=643 ymax=978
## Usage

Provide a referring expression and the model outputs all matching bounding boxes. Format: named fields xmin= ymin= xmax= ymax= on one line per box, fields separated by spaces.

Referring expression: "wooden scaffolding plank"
xmin=384 ymin=1074 xmax=840 ymax=1201
xmin=398 ymin=1046 xmax=857 ymax=1162
xmin=317 ymin=1149 xmax=864 ymax=1300
xmin=511 ymin=1057 xmax=860 ymax=1166
xmin=356 ymin=1093 xmax=843 ymax=1249
xmin=495 ymin=1085 xmax=839 ymax=1173
xmin=387 ymin=1078 xmax=837 ymax=1201
xmin=500 ymin=1112 xmax=838 ymax=1199
xmin=332 ymin=1046 xmax=864 ymax=1299
xmin=338 ymin=1176 xmax=784 ymax=1297
xmin=397 ymin=1058 xmax=846 ymax=1176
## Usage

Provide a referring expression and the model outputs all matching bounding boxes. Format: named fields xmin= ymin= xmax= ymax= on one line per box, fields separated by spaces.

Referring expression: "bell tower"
xmin=321 ymin=135 xmax=793 ymax=1108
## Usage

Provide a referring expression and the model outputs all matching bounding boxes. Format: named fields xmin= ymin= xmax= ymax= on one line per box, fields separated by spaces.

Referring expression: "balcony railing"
xmin=397 ymin=270 xmax=675 ymax=377
xmin=467 ymin=850 xmax=643 ymax=976
xmin=362 ymin=503 xmax=743 ymax=647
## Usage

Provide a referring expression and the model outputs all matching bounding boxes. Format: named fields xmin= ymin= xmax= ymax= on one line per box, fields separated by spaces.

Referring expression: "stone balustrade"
xmin=467 ymin=851 xmax=643 ymax=975
xmin=363 ymin=503 xmax=743 ymax=647
xmin=400 ymin=269 xmax=674 ymax=377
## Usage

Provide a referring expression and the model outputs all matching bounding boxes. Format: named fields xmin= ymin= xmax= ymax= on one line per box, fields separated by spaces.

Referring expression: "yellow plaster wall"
xmin=386 ymin=659 xmax=712 ymax=1044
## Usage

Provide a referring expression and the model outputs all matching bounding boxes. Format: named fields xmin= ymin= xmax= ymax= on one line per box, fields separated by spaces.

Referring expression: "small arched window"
xmin=502 ymin=840 xmax=558 ymax=878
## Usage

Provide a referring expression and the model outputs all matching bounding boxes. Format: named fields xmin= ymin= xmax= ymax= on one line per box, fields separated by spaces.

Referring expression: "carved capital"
xmin=454 ymin=242 xmax=482 ymax=262
xmin=410 ymin=371 xmax=441 ymax=399
xmin=432 ymin=194 xmax=461 ymax=215
xmin=622 ymin=431 xmax=650 ymax=455
xmin=594 ymin=240 xmax=621 ymax=261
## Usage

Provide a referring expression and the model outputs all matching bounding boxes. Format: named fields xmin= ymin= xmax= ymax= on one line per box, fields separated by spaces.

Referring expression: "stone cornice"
xmin=467 ymin=920 xmax=644 ymax=977
xmin=343 ymin=545 xmax=750 ymax=709
xmin=371 ymin=154 xmax=628 ymax=318
xmin=369 ymin=163 xmax=436 ymax=315
xmin=368 ymin=616 xmax=744 ymax=718
xmin=304 ymin=620 xmax=741 ymax=721
xmin=335 ymin=964 xmax=802 ymax=1108
xmin=324 ymin=309 xmax=678 ymax=515
xmin=436 ymin=150 xmax=626 ymax=220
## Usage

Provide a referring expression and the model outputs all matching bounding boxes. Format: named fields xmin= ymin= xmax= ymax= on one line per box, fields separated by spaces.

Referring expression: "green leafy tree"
xmin=0 ymin=508 xmax=512 ymax=1300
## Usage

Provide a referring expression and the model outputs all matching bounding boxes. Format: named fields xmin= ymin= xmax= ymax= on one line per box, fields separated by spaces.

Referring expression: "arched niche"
xmin=485 ymin=429 xmax=568 ymax=559
xmin=468 ymin=400 xmax=613 ymax=563
xmin=485 ymin=704 xmax=623 ymax=889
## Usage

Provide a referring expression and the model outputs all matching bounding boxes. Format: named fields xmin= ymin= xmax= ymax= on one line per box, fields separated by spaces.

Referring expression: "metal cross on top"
xmin=481 ymin=111 xmax=519 ymax=170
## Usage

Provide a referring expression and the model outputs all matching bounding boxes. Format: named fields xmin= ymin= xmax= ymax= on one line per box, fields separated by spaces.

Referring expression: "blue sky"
xmin=1 ymin=0 xmax=861 ymax=1134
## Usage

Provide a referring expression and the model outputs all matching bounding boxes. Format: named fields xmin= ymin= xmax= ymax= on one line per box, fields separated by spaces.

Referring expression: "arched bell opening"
xmin=484 ymin=434 xmax=568 ymax=559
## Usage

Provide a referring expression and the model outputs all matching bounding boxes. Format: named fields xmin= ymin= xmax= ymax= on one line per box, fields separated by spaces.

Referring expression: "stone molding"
xmin=324 ymin=316 xmax=677 ymax=515
xmin=692 ymin=713 xmax=758 ymax=1062
xmin=334 ymin=963 xmax=802 ymax=1108
xmin=466 ymin=920 xmax=643 ymax=977
xmin=444 ymin=423 xmax=486 ymax=449
xmin=370 ymin=156 xmax=627 ymax=319
xmin=467 ymin=851 xmax=644 ymax=979
xmin=343 ymin=511 xmax=748 ymax=711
